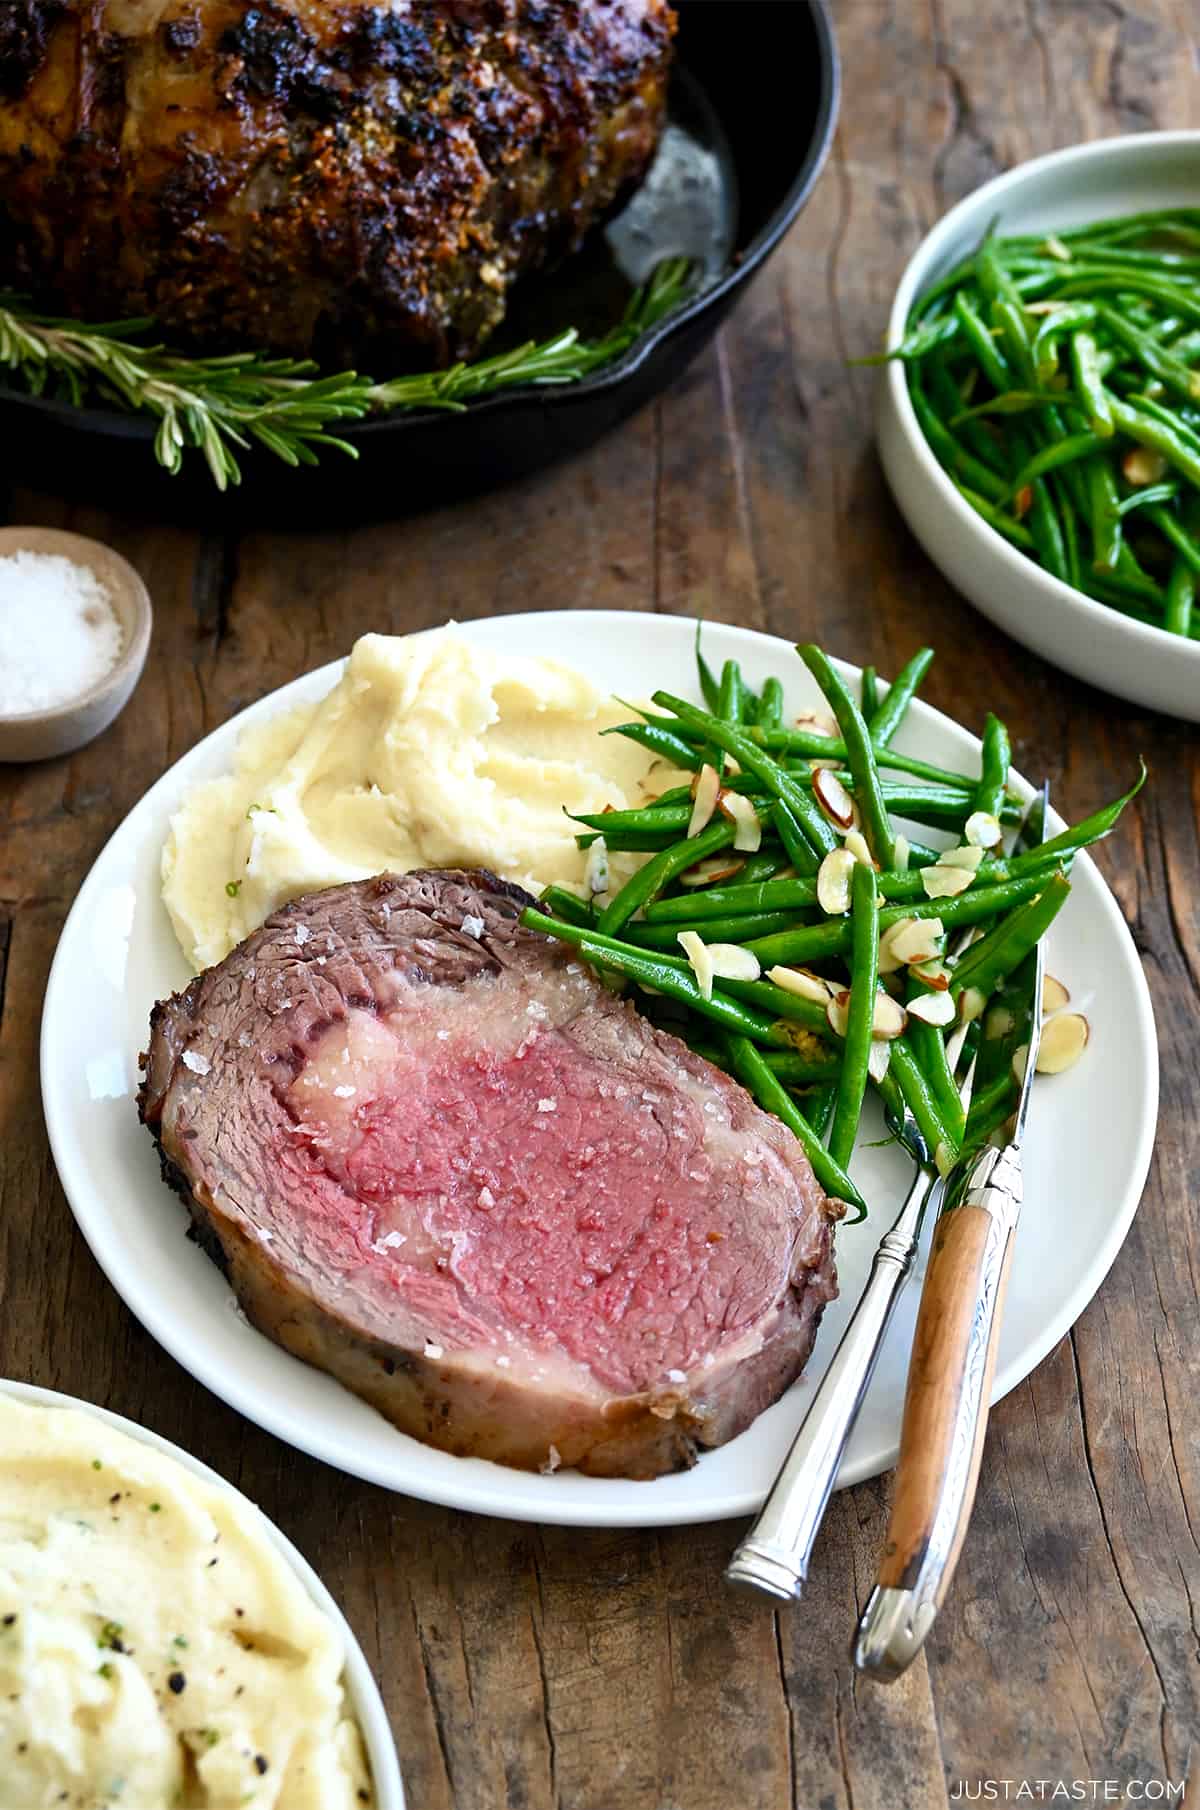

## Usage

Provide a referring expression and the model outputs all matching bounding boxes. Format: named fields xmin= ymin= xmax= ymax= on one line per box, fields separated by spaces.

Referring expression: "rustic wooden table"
xmin=3 ymin=2 xmax=1198 ymax=1803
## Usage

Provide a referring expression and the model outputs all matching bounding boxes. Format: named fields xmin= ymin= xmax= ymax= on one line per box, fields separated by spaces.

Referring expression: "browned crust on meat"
xmin=138 ymin=869 xmax=837 ymax=1481
xmin=0 ymin=0 xmax=676 ymax=363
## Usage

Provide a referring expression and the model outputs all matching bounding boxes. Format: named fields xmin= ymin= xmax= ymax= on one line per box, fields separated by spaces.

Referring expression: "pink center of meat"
xmin=281 ymin=995 xmax=795 ymax=1395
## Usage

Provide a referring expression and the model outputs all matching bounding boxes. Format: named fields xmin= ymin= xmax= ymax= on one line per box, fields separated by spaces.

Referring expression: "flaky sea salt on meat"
xmin=181 ymin=1050 xmax=210 ymax=1076
xmin=461 ymin=915 xmax=485 ymax=938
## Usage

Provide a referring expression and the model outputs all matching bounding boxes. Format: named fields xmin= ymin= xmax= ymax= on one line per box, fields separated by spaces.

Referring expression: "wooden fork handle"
xmin=854 ymin=1142 xmax=1023 ymax=1679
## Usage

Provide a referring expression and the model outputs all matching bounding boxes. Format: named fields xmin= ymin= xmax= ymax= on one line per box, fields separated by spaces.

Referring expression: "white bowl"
xmin=878 ymin=130 xmax=1200 ymax=721
xmin=0 ymin=1379 xmax=405 ymax=1809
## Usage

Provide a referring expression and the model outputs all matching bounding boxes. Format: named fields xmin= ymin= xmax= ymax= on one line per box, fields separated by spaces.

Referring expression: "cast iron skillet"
xmin=0 ymin=0 xmax=839 ymax=519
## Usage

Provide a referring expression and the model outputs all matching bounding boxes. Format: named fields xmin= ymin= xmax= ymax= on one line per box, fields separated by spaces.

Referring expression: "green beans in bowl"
xmin=875 ymin=132 xmax=1200 ymax=720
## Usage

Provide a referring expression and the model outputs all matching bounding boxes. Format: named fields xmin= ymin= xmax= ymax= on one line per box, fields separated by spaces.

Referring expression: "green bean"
xmin=1122 ymin=390 xmax=1200 ymax=457
xmin=603 ymin=720 xmax=704 ymax=771
xmin=805 ymin=1080 xmax=839 ymax=1142
xmin=1007 ymin=765 xmax=1144 ymax=872
xmin=827 ymin=864 xmax=879 ymax=1170
xmin=538 ymin=886 xmax=593 ymax=928
xmin=694 ymin=622 xmax=720 ymax=712
xmin=1165 ymin=551 xmax=1197 ymax=636
xmin=1108 ymin=396 xmax=1200 ymax=491
xmin=1058 ymin=269 xmax=1200 ymax=326
xmin=763 ymin=1051 xmax=842 ymax=1084
xmin=1087 ymin=456 xmax=1123 ymax=571
xmin=651 ymin=691 xmax=842 ymax=861
xmin=1116 ymin=480 xmax=1180 ymax=515
xmin=953 ymin=482 xmax=1037 ymax=551
xmin=641 ymin=852 xmax=1059 ymax=924
xmin=949 ymin=872 xmax=1072 ymax=1002
xmin=1053 ymin=472 xmax=1083 ymax=591
xmin=869 ymin=648 xmax=935 ymax=747
xmin=718 ymin=659 xmax=749 ymax=727
xmin=888 ymin=1036 xmax=957 ymax=1163
xmin=742 ymin=872 xmax=1054 ymax=970
xmin=905 ymin=972 xmax=966 ymax=1150
xmin=625 ymin=912 xmax=799 ymax=951
xmin=771 ymin=800 xmax=821 ymax=876
xmin=1096 ymin=304 xmax=1200 ymax=408
xmin=910 ymin=373 xmax=1011 ymax=499
xmin=1003 ymin=430 xmax=1109 ymax=498
xmin=597 ymin=818 xmax=735 ymax=936
xmin=974 ymin=714 xmax=1011 ymax=818
xmin=965 ymin=1080 xmax=1020 ymax=1149
xmin=725 ymin=1035 xmax=866 ymax=1217
xmin=1068 ymin=328 xmax=1113 ymax=433
xmin=1146 ymin=503 xmax=1200 ymax=575
xmin=798 ymin=644 xmax=895 ymax=866
xmin=953 ymin=290 xmax=1013 ymax=391
xmin=861 ymin=665 xmax=880 ymax=722
xmin=758 ymin=676 xmax=785 ymax=731
xmin=1031 ymin=304 xmax=1097 ymax=379
xmin=719 ymin=978 xmax=831 ymax=1035
xmin=737 ymin=848 xmax=791 ymax=886
xmin=1024 ymin=471 xmax=1071 ymax=582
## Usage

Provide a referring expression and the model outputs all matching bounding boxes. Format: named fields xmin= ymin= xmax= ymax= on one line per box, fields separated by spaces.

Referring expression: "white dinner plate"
xmin=0 ymin=1379 xmax=405 ymax=1806
xmin=40 ymin=612 xmax=1158 ymax=1528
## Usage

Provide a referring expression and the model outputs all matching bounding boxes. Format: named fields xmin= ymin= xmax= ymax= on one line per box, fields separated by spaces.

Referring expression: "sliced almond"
xmin=867 ymin=1039 xmax=892 ymax=1084
xmin=911 ymin=957 xmax=951 ymax=991
xmin=1123 ymin=447 xmax=1168 ymax=487
xmin=767 ymin=965 xmax=834 ymax=1004
xmin=677 ymin=930 xmax=714 ymax=1002
xmin=1013 ymin=484 xmax=1034 ymax=521
xmin=826 ymin=990 xmax=850 ymax=1038
xmin=921 ymin=863 xmax=975 ymax=899
xmin=960 ymin=986 xmax=988 ymax=1024
xmin=907 ymin=990 xmax=956 ymax=1027
xmin=707 ymin=944 xmax=762 ymax=984
xmin=877 ymin=922 xmax=907 ymax=975
xmin=934 ymin=1140 xmax=954 ymax=1178
xmin=1042 ymin=973 xmax=1070 ymax=1014
xmin=892 ymin=833 xmax=911 ymax=874
xmin=817 ymin=846 xmax=857 ymax=915
xmin=718 ymin=789 xmax=763 ymax=853
xmin=795 ymin=708 xmax=838 ymax=739
xmin=938 ymin=843 xmax=985 ymax=872
xmin=687 ymin=764 xmax=721 ymax=838
xmin=965 ymin=810 xmax=1003 ymax=849
xmin=584 ymin=836 xmax=609 ymax=896
xmin=1036 ymin=1011 xmax=1089 ymax=1074
xmin=678 ymin=856 xmax=745 ymax=888
xmin=889 ymin=916 xmax=944 ymax=965
xmin=985 ymin=1004 xmax=1015 ymax=1040
xmin=1011 ymin=1042 xmax=1030 ymax=1084
xmin=813 ymin=767 xmax=855 ymax=829
xmin=843 ymin=827 xmax=875 ymax=868
xmin=872 ymin=992 xmax=908 ymax=1040
xmin=808 ymin=756 xmax=843 ymax=773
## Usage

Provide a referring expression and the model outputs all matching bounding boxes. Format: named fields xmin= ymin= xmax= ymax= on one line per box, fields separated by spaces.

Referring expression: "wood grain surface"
xmin=2 ymin=2 xmax=1198 ymax=1803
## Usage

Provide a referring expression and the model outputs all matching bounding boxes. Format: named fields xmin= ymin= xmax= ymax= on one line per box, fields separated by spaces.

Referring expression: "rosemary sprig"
xmin=0 ymin=257 xmax=695 ymax=491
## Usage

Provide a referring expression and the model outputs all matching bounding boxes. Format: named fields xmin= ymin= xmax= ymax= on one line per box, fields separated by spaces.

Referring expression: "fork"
xmin=724 ymin=960 xmax=976 ymax=1603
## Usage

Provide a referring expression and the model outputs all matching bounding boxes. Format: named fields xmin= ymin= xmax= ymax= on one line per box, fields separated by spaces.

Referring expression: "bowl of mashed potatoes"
xmin=0 ymin=1382 xmax=404 ymax=1809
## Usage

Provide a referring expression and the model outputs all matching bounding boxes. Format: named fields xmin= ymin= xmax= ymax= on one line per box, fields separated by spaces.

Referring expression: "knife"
xmin=853 ymin=784 xmax=1050 ymax=1680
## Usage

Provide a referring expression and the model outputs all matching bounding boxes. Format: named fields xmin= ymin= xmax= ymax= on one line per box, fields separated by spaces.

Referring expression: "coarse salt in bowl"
xmin=0 ymin=526 xmax=152 ymax=761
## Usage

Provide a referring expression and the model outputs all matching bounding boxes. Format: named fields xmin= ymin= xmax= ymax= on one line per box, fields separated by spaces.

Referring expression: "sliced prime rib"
xmin=139 ymin=870 xmax=838 ymax=1479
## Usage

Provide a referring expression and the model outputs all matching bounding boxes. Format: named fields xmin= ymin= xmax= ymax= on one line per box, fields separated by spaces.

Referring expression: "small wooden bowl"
xmin=0 ymin=527 xmax=152 ymax=763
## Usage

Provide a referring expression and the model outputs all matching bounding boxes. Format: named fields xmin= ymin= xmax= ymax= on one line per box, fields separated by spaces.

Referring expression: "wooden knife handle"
xmin=855 ymin=1142 xmax=1023 ymax=1678
xmin=878 ymin=1203 xmax=1014 ymax=1591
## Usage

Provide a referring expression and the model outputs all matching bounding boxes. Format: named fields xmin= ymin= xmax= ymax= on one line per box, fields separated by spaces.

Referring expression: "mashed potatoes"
xmin=0 ymin=1393 xmax=372 ymax=1809
xmin=164 ymin=629 xmax=672 ymax=971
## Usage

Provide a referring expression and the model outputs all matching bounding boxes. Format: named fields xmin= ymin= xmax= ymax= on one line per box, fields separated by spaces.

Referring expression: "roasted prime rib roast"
xmin=0 ymin=0 xmax=674 ymax=363
xmin=139 ymin=870 xmax=838 ymax=1478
